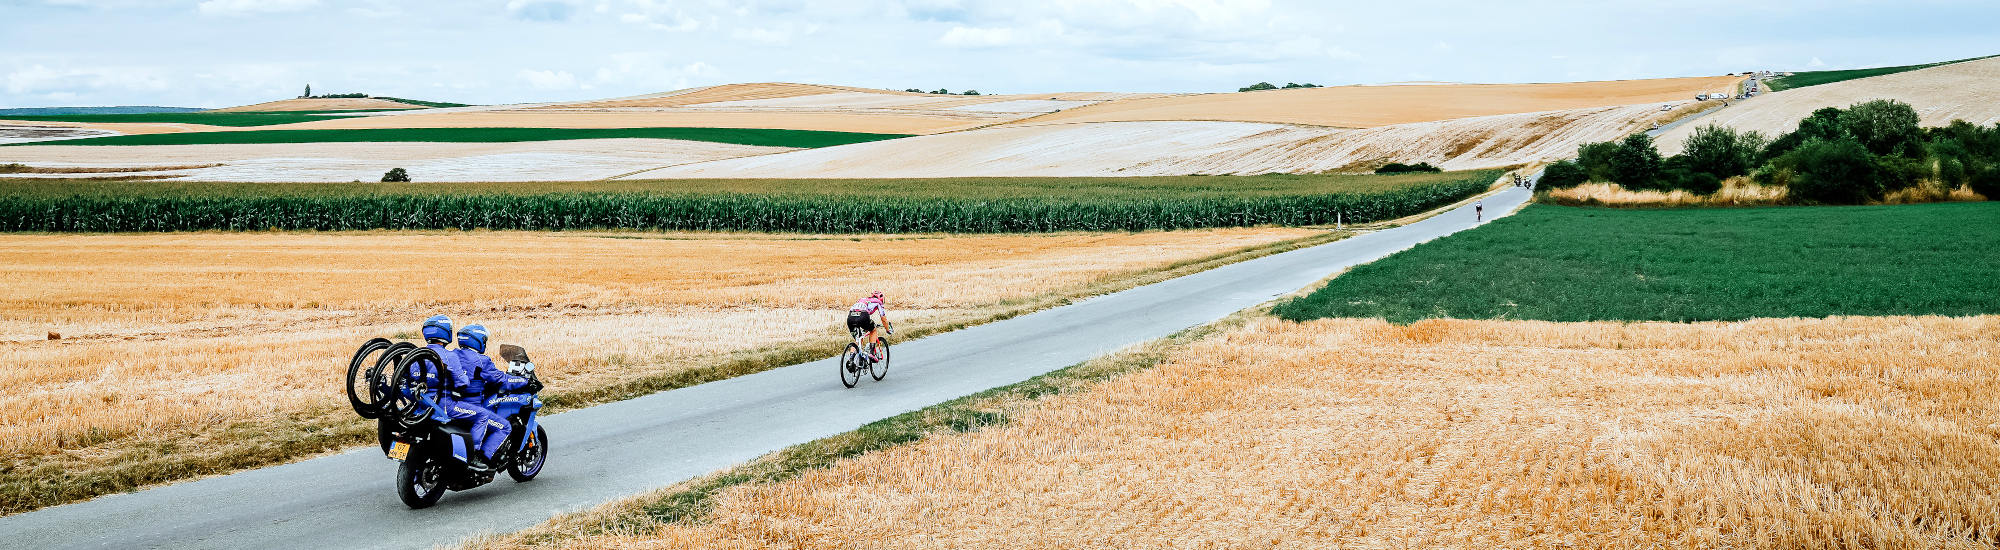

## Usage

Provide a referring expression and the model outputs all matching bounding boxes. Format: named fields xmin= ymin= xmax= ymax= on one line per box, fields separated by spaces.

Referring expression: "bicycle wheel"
xmin=869 ymin=339 xmax=889 ymax=381
xmin=838 ymin=343 xmax=863 ymax=388
xmin=369 ymin=342 xmax=416 ymax=408
xmin=345 ymin=338 xmax=393 ymax=419
xmin=388 ymin=348 xmax=447 ymax=428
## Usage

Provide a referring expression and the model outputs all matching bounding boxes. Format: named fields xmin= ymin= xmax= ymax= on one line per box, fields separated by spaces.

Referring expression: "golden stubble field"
xmin=542 ymin=315 xmax=2000 ymax=549
xmin=0 ymin=228 xmax=1316 ymax=503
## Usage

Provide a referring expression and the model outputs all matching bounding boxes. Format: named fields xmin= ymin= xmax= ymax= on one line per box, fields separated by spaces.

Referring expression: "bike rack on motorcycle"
xmin=346 ymin=339 xmax=550 ymax=509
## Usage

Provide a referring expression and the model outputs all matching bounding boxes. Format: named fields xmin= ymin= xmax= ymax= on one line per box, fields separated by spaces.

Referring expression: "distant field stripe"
xmin=1764 ymin=54 xmax=1998 ymax=91
xmin=3 ymin=127 xmax=912 ymax=148
xmin=0 ymin=110 xmax=418 ymax=127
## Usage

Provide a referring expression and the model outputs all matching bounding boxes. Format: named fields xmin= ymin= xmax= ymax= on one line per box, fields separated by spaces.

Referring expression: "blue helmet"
xmin=421 ymin=314 xmax=454 ymax=343
xmin=457 ymin=324 xmax=489 ymax=354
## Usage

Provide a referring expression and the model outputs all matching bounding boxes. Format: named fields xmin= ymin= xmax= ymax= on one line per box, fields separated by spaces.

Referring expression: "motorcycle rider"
xmin=418 ymin=315 xmax=459 ymax=387
xmin=449 ymin=324 xmax=537 ymax=469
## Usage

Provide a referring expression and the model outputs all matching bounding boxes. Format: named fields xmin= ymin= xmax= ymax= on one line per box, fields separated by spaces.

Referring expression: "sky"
xmin=2 ymin=0 xmax=1995 ymax=108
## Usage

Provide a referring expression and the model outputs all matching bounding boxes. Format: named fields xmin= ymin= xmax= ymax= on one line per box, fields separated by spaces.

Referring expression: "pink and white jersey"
xmin=850 ymin=297 xmax=886 ymax=315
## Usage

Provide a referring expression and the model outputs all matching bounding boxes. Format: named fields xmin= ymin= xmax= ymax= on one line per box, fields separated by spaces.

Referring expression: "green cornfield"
xmin=0 ymin=171 xmax=1496 ymax=233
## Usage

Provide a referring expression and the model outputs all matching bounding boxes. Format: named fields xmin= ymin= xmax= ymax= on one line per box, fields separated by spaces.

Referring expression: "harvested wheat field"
xmin=207 ymin=97 xmax=431 ymax=112
xmin=637 ymin=103 xmax=1685 ymax=178
xmin=1014 ymin=75 xmax=1742 ymax=129
xmin=509 ymin=315 xmax=2000 ymax=549
xmin=0 ymin=228 xmax=1319 ymax=512
xmin=0 ymin=139 xmax=795 ymax=181
xmin=1658 ymin=56 xmax=2000 ymax=154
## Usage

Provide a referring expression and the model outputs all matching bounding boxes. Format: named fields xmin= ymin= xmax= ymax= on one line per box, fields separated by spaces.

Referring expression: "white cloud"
xmin=516 ymin=69 xmax=580 ymax=90
xmin=607 ymin=0 xmax=703 ymax=31
xmin=508 ymin=0 xmax=578 ymax=22
xmin=196 ymin=0 xmax=320 ymax=17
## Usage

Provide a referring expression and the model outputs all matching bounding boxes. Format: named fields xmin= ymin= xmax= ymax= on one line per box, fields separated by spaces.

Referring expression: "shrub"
xmin=1969 ymin=165 xmax=2000 ymax=199
xmin=961 ymin=90 xmax=981 ymax=96
xmin=1679 ymin=171 xmax=1723 ymax=195
xmin=1281 ymin=83 xmax=1320 ymax=89
xmin=1608 ymin=134 xmax=1664 ymax=190
xmin=1840 ymin=99 xmax=1924 ymax=157
xmin=1874 ymin=156 xmax=1929 ymax=192
xmin=1538 ymin=160 xmax=1588 ymax=190
xmin=1785 ymin=139 xmax=1881 ymax=204
xmin=0 ymin=163 xmax=26 ymax=174
xmin=1239 ymin=82 xmax=1278 ymax=92
xmin=1375 ymin=162 xmax=1441 ymax=174
xmin=1576 ymin=141 xmax=1624 ymax=182
xmin=1762 ymin=107 xmax=1847 ymax=162
xmin=381 ymin=168 xmax=410 ymax=183
xmin=1679 ymin=124 xmax=1766 ymax=180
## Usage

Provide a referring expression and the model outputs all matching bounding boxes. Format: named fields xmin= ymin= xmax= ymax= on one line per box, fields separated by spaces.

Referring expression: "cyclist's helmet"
xmin=870 ymin=291 xmax=884 ymax=300
xmin=421 ymin=314 xmax=454 ymax=343
xmin=457 ymin=324 xmax=489 ymax=354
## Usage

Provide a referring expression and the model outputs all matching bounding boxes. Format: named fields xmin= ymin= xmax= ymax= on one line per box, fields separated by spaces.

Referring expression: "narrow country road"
xmin=3 ymin=187 xmax=1533 ymax=550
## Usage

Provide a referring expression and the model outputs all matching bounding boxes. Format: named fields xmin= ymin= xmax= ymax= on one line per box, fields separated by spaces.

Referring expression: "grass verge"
xmin=1274 ymin=202 xmax=2000 ymax=323
xmin=464 ymin=305 xmax=1253 ymax=549
xmin=0 ymin=229 xmax=1343 ymax=516
xmin=2 ymin=127 xmax=909 ymax=148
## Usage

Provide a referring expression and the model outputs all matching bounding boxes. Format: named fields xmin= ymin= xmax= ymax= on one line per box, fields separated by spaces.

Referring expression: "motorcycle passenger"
xmin=419 ymin=314 xmax=460 ymax=388
xmin=846 ymin=291 xmax=893 ymax=361
xmin=449 ymin=324 xmax=534 ymax=469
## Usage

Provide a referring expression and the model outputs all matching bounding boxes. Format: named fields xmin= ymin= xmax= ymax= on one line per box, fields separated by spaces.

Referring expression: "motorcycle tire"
xmin=345 ymin=338 xmax=393 ymax=419
xmin=396 ymin=453 xmax=446 ymax=509
xmin=508 ymin=425 xmax=549 ymax=482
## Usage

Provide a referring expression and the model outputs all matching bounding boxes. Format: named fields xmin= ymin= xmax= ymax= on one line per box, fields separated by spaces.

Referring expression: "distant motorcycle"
xmin=346 ymin=339 xmax=549 ymax=509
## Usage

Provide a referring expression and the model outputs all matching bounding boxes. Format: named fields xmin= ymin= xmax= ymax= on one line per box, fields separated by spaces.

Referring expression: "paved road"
xmin=3 ymin=187 xmax=1532 ymax=550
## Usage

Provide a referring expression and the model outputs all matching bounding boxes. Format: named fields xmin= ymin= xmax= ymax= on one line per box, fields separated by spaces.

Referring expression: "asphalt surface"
xmin=2 ymin=186 xmax=1532 ymax=550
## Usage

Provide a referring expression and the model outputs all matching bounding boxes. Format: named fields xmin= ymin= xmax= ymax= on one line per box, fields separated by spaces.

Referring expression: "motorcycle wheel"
xmin=345 ymin=338 xmax=393 ymax=419
xmin=508 ymin=425 xmax=548 ymax=482
xmin=869 ymin=339 xmax=890 ymax=381
xmin=838 ymin=343 xmax=863 ymax=388
xmin=396 ymin=453 xmax=446 ymax=509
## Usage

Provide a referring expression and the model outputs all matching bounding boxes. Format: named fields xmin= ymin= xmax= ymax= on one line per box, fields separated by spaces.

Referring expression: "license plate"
xmin=388 ymin=441 xmax=411 ymax=461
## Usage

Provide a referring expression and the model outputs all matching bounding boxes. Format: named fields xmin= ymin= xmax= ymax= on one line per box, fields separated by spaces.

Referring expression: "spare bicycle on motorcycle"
xmin=344 ymin=339 xmax=550 ymax=509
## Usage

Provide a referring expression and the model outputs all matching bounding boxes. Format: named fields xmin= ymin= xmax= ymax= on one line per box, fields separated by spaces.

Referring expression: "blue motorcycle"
xmin=346 ymin=340 xmax=550 ymax=509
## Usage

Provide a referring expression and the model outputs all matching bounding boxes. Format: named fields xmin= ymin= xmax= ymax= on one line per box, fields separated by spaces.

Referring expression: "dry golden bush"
xmin=544 ymin=316 xmax=2000 ymax=549
xmin=0 ymin=228 xmax=1314 ymax=489
xmin=1541 ymin=178 xmax=1788 ymax=207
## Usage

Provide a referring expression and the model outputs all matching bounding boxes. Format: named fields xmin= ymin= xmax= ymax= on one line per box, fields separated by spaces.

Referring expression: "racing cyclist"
xmin=846 ymin=291 xmax=893 ymax=361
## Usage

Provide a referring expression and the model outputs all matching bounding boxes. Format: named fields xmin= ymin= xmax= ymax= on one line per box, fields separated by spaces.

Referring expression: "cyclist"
xmin=846 ymin=291 xmax=893 ymax=361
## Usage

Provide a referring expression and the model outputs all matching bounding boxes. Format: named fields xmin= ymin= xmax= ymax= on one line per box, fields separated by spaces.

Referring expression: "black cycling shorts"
xmin=846 ymin=311 xmax=876 ymax=334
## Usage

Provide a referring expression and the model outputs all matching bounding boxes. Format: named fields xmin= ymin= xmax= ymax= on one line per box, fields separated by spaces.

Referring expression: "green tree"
xmin=381 ymin=168 xmax=410 ymax=183
xmin=1970 ymin=165 xmax=2000 ymax=199
xmin=1239 ymin=82 xmax=1277 ymax=92
xmin=1678 ymin=124 xmax=1766 ymax=179
xmin=1762 ymin=107 xmax=1847 ymax=162
xmin=1576 ymin=141 xmax=1621 ymax=182
xmin=1839 ymin=99 xmax=1923 ymax=157
xmin=1608 ymin=133 xmax=1664 ymax=189
xmin=1538 ymin=160 xmax=1588 ymax=190
xmin=1785 ymin=139 xmax=1881 ymax=204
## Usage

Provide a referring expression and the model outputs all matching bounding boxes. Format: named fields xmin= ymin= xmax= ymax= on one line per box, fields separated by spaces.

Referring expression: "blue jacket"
xmin=423 ymin=343 xmax=461 ymax=398
xmin=452 ymin=348 xmax=528 ymax=398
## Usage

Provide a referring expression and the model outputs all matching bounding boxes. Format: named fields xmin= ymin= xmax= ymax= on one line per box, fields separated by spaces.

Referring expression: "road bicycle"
xmin=838 ymin=323 xmax=891 ymax=388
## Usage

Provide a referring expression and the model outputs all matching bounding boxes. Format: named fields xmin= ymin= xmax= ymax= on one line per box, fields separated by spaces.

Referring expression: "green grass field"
xmin=0 ymin=170 xmax=1496 ymax=233
xmin=1763 ymin=54 xmax=1996 ymax=91
xmin=2 ymin=127 xmax=911 ymax=148
xmin=0 ymin=110 xmax=419 ymax=127
xmin=1274 ymin=202 xmax=2000 ymax=323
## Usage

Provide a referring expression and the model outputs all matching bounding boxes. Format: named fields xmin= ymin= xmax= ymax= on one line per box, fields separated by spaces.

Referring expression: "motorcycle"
xmin=346 ymin=340 xmax=550 ymax=509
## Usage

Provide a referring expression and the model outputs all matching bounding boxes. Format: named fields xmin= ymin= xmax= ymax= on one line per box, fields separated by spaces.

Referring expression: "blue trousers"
xmin=445 ymin=400 xmax=511 ymax=461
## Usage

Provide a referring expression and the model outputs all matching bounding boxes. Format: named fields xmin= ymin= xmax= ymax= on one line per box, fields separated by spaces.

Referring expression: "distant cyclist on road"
xmin=847 ymin=291 xmax=893 ymax=361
